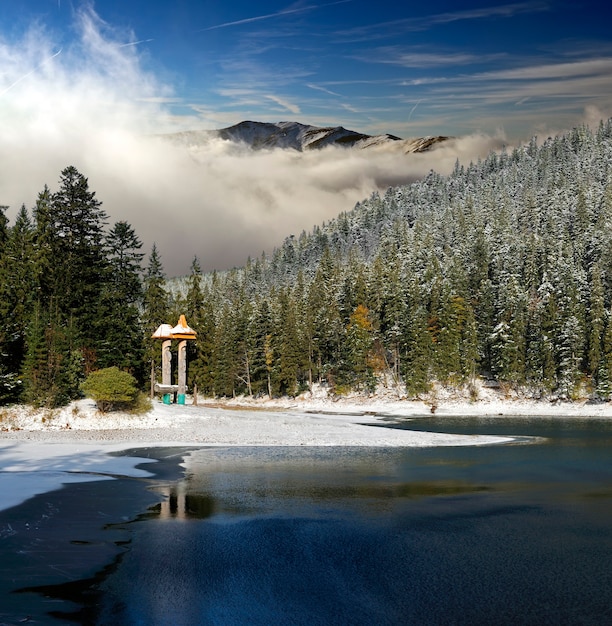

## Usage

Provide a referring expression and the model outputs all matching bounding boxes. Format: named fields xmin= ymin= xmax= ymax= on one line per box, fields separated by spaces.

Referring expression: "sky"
xmin=1 ymin=1 xmax=612 ymax=275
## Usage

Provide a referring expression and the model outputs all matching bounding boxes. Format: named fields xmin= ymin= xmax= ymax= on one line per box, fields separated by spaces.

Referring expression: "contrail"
xmin=197 ymin=0 xmax=352 ymax=32
xmin=408 ymin=99 xmax=422 ymax=120
xmin=307 ymin=83 xmax=342 ymax=97
xmin=0 ymin=48 xmax=62 ymax=96
xmin=118 ymin=38 xmax=155 ymax=48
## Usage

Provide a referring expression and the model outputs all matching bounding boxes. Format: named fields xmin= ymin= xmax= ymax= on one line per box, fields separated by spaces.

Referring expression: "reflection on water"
xmin=177 ymin=446 xmax=504 ymax=520
xmin=150 ymin=476 xmax=493 ymax=520
xmin=92 ymin=427 xmax=612 ymax=626
xmin=1 ymin=420 xmax=611 ymax=625
xmin=151 ymin=484 xmax=215 ymax=520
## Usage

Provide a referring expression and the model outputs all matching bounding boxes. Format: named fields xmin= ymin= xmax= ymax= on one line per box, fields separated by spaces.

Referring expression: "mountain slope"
xmin=163 ymin=120 xmax=449 ymax=153
xmin=173 ymin=119 xmax=612 ymax=401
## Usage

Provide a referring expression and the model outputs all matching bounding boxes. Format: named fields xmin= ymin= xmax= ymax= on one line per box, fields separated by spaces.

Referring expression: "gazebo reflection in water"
xmin=152 ymin=483 xmax=215 ymax=520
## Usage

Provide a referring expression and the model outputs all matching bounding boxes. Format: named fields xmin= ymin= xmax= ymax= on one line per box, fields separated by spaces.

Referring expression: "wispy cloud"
xmin=390 ymin=52 xmax=612 ymax=136
xmin=354 ymin=47 xmax=499 ymax=68
xmin=0 ymin=4 xmax=506 ymax=276
xmin=197 ymin=0 xmax=353 ymax=32
xmin=335 ymin=2 xmax=550 ymax=42
xmin=309 ymin=39 xmax=612 ymax=140
xmin=420 ymin=2 xmax=550 ymax=27
xmin=0 ymin=48 xmax=62 ymax=96
xmin=137 ymin=96 xmax=182 ymax=104
xmin=3 ymin=4 xmax=609 ymax=275
xmin=420 ymin=55 xmax=612 ymax=105
xmin=265 ymin=94 xmax=301 ymax=114
xmin=340 ymin=102 xmax=361 ymax=114
xmin=472 ymin=57 xmax=612 ymax=81
xmin=307 ymin=83 xmax=342 ymax=97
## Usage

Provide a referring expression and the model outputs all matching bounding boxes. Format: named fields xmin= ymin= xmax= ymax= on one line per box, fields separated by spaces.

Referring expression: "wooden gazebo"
xmin=151 ymin=315 xmax=197 ymax=404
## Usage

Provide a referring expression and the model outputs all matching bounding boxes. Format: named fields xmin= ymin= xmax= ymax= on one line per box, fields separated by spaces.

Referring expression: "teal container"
xmin=177 ymin=394 xmax=186 ymax=405
xmin=163 ymin=394 xmax=172 ymax=405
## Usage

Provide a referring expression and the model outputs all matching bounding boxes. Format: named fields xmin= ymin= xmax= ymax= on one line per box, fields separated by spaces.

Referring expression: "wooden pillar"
xmin=162 ymin=339 xmax=172 ymax=385
xmin=150 ymin=359 xmax=155 ymax=399
xmin=162 ymin=339 xmax=172 ymax=403
xmin=177 ymin=339 xmax=187 ymax=404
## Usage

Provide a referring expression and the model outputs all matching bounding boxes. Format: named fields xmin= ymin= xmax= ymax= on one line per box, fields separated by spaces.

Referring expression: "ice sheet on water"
xmin=0 ymin=442 xmax=156 ymax=512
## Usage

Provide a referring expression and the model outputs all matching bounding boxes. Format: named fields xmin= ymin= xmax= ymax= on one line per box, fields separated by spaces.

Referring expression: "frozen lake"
xmin=1 ymin=417 xmax=611 ymax=624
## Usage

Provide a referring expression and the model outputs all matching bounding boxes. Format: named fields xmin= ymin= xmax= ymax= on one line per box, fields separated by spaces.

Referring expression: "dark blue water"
xmin=2 ymin=418 xmax=612 ymax=625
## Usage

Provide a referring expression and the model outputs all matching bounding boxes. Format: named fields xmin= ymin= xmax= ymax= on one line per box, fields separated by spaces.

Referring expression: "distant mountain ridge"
xmin=163 ymin=120 xmax=450 ymax=153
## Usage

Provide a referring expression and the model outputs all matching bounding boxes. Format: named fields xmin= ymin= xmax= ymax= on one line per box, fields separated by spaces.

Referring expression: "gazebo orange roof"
xmin=151 ymin=315 xmax=197 ymax=340
xmin=170 ymin=315 xmax=197 ymax=339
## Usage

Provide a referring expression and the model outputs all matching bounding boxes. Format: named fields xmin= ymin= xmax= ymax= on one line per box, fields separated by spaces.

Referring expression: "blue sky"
xmin=2 ymin=1 xmax=612 ymax=274
xmin=3 ymin=0 xmax=612 ymax=139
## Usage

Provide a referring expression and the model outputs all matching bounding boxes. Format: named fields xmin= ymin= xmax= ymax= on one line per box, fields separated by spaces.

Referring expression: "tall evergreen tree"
xmin=402 ymin=297 xmax=432 ymax=396
xmin=23 ymin=170 xmax=109 ymax=403
xmin=95 ymin=221 xmax=145 ymax=379
xmin=21 ymin=303 xmax=71 ymax=407
xmin=307 ymin=247 xmax=343 ymax=386
xmin=342 ymin=304 xmax=376 ymax=391
xmin=183 ymin=256 xmax=212 ymax=396
xmin=141 ymin=243 xmax=171 ymax=383
xmin=0 ymin=205 xmax=7 ymax=249
xmin=0 ymin=206 xmax=35 ymax=402
xmin=276 ymin=287 xmax=302 ymax=396
xmin=245 ymin=296 xmax=274 ymax=396
xmin=47 ymin=166 xmax=109 ymax=355
xmin=587 ymin=263 xmax=605 ymax=389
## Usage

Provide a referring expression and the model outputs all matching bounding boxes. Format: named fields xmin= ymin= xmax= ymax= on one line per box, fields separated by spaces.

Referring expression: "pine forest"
xmin=2 ymin=120 xmax=612 ymax=407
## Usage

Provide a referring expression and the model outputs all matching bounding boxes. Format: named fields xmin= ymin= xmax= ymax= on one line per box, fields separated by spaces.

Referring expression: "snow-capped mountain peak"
xmin=162 ymin=121 xmax=449 ymax=153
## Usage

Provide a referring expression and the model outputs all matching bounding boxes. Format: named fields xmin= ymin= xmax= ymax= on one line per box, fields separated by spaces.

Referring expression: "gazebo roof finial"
xmin=151 ymin=315 xmax=196 ymax=340
xmin=170 ymin=315 xmax=197 ymax=339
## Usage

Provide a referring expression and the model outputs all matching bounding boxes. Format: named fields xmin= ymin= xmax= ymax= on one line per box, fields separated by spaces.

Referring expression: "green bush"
xmin=81 ymin=367 xmax=139 ymax=413
xmin=128 ymin=391 xmax=153 ymax=415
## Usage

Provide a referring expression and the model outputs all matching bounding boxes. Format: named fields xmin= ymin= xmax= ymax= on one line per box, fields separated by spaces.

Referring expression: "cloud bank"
xmin=0 ymin=7 xmax=511 ymax=275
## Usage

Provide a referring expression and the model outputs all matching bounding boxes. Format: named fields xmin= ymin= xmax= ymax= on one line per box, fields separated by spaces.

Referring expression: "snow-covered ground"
xmin=0 ymin=397 xmax=514 ymax=446
xmin=1 ymin=388 xmax=610 ymax=514
xmin=2 ymin=385 xmax=612 ymax=445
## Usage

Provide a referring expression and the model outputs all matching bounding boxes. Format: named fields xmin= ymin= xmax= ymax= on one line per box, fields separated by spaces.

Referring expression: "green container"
xmin=163 ymin=393 xmax=172 ymax=405
xmin=177 ymin=394 xmax=186 ymax=405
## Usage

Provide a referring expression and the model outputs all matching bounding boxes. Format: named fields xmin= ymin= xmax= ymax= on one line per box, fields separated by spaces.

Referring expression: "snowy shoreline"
xmin=1 ymin=389 xmax=611 ymax=447
xmin=1 ymin=392 xmax=610 ymax=513
xmin=0 ymin=398 xmax=513 ymax=447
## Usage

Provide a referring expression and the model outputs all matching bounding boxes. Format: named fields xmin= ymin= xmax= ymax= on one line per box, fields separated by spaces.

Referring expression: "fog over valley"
xmin=0 ymin=6 xmax=600 ymax=275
